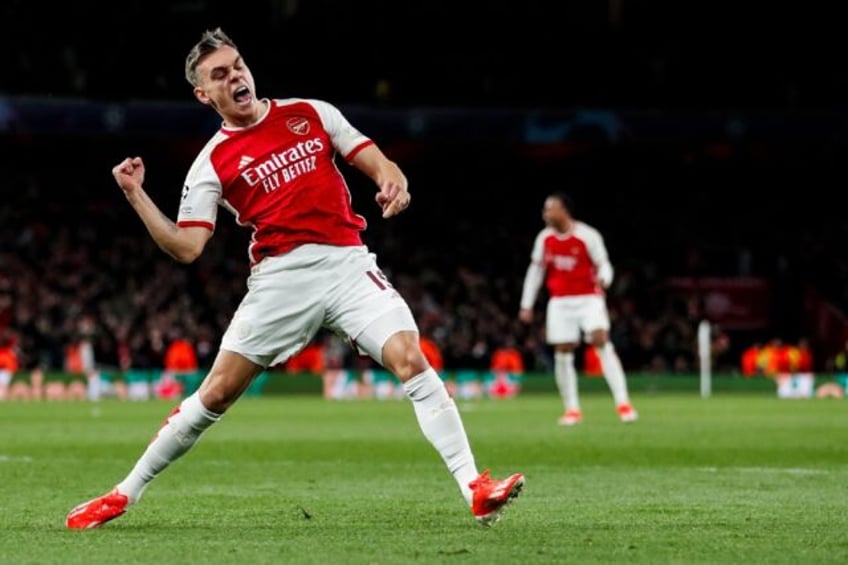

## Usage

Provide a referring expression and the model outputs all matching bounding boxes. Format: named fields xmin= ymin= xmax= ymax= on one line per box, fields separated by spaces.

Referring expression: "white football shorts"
xmin=221 ymin=244 xmax=417 ymax=368
xmin=545 ymin=294 xmax=610 ymax=345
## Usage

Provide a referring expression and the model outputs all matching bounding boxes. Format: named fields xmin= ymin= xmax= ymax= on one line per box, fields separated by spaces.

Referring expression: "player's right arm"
xmin=112 ymin=157 xmax=213 ymax=263
xmin=518 ymin=230 xmax=548 ymax=323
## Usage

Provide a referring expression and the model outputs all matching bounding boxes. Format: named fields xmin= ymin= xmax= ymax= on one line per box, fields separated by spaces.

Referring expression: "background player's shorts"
xmin=221 ymin=244 xmax=416 ymax=368
xmin=545 ymin=294 xmax=610 ymax=345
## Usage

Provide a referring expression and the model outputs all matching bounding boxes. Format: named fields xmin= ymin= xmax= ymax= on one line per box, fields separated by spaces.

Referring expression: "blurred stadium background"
xmin=2 ymin=0 xmax=848 ymax=395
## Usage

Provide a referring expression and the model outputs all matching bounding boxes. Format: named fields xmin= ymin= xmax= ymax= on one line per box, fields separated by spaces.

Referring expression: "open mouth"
xmin=233 ymin=85 xmax=251 ymax=104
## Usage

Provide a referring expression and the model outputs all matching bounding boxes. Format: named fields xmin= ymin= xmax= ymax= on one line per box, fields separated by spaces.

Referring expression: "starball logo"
xmin=240 ymin=137 xmax=325 ymax=193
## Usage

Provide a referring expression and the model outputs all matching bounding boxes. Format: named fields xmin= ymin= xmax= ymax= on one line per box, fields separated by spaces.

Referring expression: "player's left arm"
xmin=308 ymin=99 xmax=410 ymax=219
xmin=586 ymin=227 xmax=614 ymax=289
xmin=351 ymin=144 xmax=411 ymax=219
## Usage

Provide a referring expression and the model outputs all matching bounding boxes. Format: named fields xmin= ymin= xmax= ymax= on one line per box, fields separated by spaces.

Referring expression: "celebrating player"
xmin=66 ymin=28 xmax=523 ymax=530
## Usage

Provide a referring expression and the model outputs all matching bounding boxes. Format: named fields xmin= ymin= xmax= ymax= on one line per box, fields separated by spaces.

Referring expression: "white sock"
xmin=598 ymin=343 xmax=630 ymax=406
xmin=554 ymin=352 xmax=579 ymax=411
xmin=403 ymin=369 xmax=479 ymax=505
xmin=116 ymin=392 xmax=220 ymax=503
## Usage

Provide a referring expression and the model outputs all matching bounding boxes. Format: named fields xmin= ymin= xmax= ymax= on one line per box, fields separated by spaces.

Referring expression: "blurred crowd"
xmin=0 ymin=170 xmax=732 ymax=400
xmin=2 ymin=104 xmax=846 ymax=400
xmin=0 ymin=217 xmax=720 ymax=383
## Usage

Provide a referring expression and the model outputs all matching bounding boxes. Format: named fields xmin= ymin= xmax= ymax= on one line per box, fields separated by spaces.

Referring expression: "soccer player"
xmin=66 ymin=28 xmax=523 ymax=529
xmin=518 ymin=192 xmax=637 ymax=425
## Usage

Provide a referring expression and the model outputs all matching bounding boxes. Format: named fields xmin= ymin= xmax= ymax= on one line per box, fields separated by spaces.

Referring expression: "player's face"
xmin=542 ymin=197 xmax=570 ymax=231
xmin=193 ymin=45 xmax=260 ymax=127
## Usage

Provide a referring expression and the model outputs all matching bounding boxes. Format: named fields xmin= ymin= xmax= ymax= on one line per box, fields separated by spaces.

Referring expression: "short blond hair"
xmin=184 ymin=27 xmax=238 ymax=87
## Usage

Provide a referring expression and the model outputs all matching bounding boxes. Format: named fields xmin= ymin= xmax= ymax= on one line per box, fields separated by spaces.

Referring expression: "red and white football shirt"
xmin=177 ymin=98 xmax=375 ymax=265
xmin=530 ymin=221 xmax=609 ymax=298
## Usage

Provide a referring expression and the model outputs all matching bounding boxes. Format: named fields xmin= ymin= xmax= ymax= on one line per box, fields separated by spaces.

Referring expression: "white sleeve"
xmin=177 ymin=138 xmax=223 ymax=229
xmin=584 ymin=223 xmax=613 ymax=288
xmin=520 ymin=231 xmax=548 ymax=309
xmin=520 ymin=261 xmax=546 ymax=310
xmin=596 ymin=262 xmax=613 ymax=289
xmin=306 ymin=99 xmax=372 ymax=160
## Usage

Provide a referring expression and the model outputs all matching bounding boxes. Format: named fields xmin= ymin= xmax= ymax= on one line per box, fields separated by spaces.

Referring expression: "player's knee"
xmin=589 ymin=331 xmax=609 ymax=349
xmin=197 ymin=374 xmax=243 ymax=413
xmin=382 ymin=333 xmax=428 ymax=381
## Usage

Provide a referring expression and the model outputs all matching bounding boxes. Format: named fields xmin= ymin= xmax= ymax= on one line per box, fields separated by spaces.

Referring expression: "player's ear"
xmin=194 ymin=86 xmax=212 ymax=106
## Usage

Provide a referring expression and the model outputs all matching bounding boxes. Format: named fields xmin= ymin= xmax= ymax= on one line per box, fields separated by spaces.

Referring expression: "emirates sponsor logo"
xmin=552 ymin=254 xmax=578 ymax=271
xmin=239 ymin=137 xmax=325 ymax=193
xmin=286 ymin=117 xmax=310 ymax=136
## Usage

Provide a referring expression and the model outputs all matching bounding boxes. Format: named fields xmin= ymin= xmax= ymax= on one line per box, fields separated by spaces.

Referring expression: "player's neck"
xmin=554 ymin=221 xmax=571 ymax=234
xmin=222 ymin=99 xmax=269 ymax=129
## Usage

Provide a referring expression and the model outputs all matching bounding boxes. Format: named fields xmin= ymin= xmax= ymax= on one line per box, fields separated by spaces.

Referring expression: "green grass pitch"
xmin=1 ymin=392 xmax=846 ymax=564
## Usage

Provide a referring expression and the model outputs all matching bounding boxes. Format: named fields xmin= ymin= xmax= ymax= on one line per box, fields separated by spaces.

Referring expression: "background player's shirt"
xmin=177 ymin=98 xmax=375 ymax=265
xmin=530 ymin=221 xmax=609 ymax=298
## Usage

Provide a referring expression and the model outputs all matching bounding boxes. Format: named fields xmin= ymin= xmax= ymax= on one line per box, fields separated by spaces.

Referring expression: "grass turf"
xmin=1 ymin=393 xmax=846 ymax=564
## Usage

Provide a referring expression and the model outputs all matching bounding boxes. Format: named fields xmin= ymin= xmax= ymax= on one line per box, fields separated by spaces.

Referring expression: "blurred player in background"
xmin=66 ymin=28 xmax=523 ymax=530
xmin=519 ymin=192 xmax=637 ymax=425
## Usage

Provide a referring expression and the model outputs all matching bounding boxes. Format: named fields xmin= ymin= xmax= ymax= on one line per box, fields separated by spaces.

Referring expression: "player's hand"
xmin=112 ymin=157 xmax=146 ymax=197
xmin=518 ymin=308 xmax=533 ymax=324
xmin=375 ymin=180 xmax=411 ymax=218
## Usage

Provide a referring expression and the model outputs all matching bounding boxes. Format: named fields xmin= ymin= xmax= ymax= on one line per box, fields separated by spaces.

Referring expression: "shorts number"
xmin=366 ymin=269 xmax=392 ymax=290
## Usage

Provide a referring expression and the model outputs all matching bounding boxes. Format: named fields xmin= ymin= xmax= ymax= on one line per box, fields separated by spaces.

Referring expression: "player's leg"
xmin=67 ymin=252 xmax=323 ymax=529
xmin=546 ymin=297 xmax=582 ymax=425
xmin=553 ymin=344 xmax=582 ymax=424
xmin=331 ymin=246 xmax=523 ymax=525
xmin=330 ymin=247 xmax=481 ymax=495
xmin=66 ymin=350 xmax=263 ymax=529
xmin=355 ymin=315 xmax=524 ymax=525
xmin=353 ymin=310 xmax=480 ymax=495
xmin=119 ymin=350 xmax=263 ymax=495
xmin=593 ymin=335 xmax=637 ymax=421
xmin=583 ymin=298 xmax=637 ymax=422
